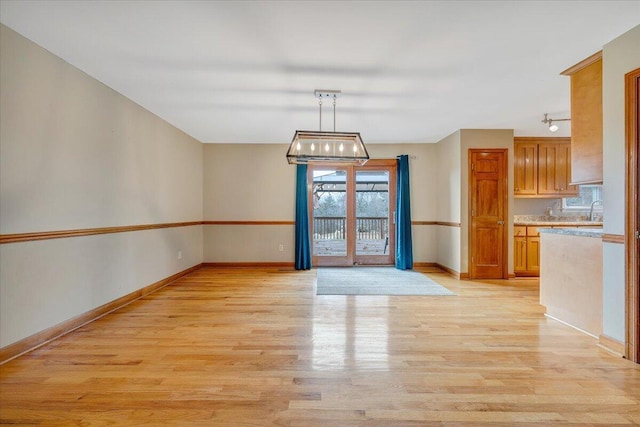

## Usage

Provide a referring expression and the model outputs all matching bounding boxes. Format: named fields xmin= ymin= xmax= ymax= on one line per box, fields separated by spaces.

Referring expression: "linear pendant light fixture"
xmin=541 ymin=113 xmax=571 ymax=132
xmin=286 ymin=90 xmax=369 ymax=165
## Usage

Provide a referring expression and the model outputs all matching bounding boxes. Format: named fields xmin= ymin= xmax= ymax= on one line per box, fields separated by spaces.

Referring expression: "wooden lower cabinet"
xmin=514 ymin=236 xmax=527 ymax=271
xmin=526 ymin=237 xmax=540 ymax=273
xmin=514 ymin=224 xmax=601 ymax=277
xmin=514 ymin=228 xmax=540 ymax=277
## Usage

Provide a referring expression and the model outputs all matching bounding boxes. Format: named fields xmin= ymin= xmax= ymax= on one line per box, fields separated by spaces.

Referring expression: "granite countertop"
xmin=538 ymin=227 xmax=604 ymax=238
xmin=513 ymin=214 xmax=603 ymax=227
xmin=515 ymin=220 xmax=604 ymax=226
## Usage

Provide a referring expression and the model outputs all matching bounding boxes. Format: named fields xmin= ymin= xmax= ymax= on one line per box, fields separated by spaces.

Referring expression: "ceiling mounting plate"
xmin=314 ymin=89 xmax=341 ymax=99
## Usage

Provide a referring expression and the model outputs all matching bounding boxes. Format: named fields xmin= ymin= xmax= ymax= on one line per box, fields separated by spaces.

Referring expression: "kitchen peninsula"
xmin=514 ymin=215 xmax=603 ymax=277
xmin=539 ymin=227 xmax=604 ymax=337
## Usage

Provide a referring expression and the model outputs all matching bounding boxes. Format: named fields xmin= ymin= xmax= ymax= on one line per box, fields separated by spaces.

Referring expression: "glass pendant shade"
xmin=286 ymin=130 xmax=369 ymax=165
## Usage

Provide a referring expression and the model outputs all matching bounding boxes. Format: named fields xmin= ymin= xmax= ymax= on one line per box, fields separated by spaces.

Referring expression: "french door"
xmin=309 ymin=160 xmax=396 ymax=266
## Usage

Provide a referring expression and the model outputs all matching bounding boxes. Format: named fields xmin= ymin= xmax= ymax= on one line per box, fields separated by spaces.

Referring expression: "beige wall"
xmin=369 ymin=144 xmax=439 ymax=263
xmin=601 ymin=24 xmax=640 ymax=341
xmin=0 ymin=25 xmax=204 ymax=347
xmin=513 ymin=198 xmax=562 ymax=216
xmin=435 ymin=132 xmax=462 ymax=222
xmin=435 ymin=131 xmax=461 ymax=272
xmin=0 ymin=227 xmax=202 ymax=347
xmin=202 ymin=144 xmax=295 ymax=262
xmin=434 ymin=129 xmax=514 ymax=275
xmin=202 ymin=143 xmax=439 ymax=263
xmin=203 ymin=144 xmax=295 ymax=221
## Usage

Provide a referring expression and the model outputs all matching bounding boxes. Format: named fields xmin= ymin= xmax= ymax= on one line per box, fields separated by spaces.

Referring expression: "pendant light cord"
xmin=333 ymin=95 xmax=336 ymax=132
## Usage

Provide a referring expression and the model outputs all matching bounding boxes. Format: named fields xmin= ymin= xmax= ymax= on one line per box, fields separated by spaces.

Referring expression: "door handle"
xmin=497 ymin=220 xmax=505 ymax=225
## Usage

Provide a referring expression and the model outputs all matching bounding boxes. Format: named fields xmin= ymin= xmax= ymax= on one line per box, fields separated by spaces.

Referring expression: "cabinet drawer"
xmin=526 ymin=226 xmax=540 ymax=237
xmin=514 ymin=226 xmax=527 ymax=236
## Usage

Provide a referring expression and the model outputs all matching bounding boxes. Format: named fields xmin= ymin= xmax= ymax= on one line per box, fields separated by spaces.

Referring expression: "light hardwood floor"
xmin=1 ymin=267 xmax=639 ymax=426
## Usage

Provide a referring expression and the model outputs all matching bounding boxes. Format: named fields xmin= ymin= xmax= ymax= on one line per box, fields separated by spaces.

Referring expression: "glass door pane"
xmin=312 ymin=169 xmax=347 ymax=259
xmin=355 ymin=170 xmax=391 ymax=264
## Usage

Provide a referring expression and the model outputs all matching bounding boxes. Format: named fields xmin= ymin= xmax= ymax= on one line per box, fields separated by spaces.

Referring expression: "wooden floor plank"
xmin=1 ymin=267 xmax=639 ymax=426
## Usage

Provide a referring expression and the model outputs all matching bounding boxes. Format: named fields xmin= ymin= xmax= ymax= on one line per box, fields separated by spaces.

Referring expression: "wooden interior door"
xmin=625 ymin=67 xmax=640 ymax=363
xmin=469 ymin=149 xmax=508 ymax=279
xmin=635 ymin=70 xmax=640 ymax=363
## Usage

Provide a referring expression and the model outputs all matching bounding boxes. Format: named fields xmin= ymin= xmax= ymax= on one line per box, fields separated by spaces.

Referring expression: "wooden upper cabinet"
xmin=538 ymin=142 xmax=578 ymax=196
xmin=561 ymin=52 xmax=603 ymax=184
xmin=514 ymin=137 xmax=577 ymax=198
xmin=514 ymin=143 xmax=537 ymax=195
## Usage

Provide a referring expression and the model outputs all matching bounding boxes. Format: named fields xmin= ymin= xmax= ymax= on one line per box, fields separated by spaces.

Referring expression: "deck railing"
xmin=313 ymin=217 xmax=346 ymax=240
xmin=356 ymin=217 xmax=388 ymax=240
xmin=313 ymin=216 xmax=388 ymax=240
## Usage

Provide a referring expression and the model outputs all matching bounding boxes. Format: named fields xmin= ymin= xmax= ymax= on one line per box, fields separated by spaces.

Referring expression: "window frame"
xmin=561 ymin=184 xmax=604 ymax=211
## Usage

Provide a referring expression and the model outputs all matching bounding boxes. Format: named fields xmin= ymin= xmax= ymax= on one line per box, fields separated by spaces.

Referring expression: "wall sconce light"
xmin=286 ymin=90 xmax=369 ymax=165
xmin=541 ymin=113 xmax=571 ymax=132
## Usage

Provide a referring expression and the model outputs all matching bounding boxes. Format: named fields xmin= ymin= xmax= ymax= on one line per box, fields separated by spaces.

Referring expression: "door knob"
xmin=497 ymin=220 xmax=505 ymax=225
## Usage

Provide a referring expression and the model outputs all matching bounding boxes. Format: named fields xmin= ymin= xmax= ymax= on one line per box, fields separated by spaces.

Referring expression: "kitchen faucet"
xmin=589 ymin=200 xmax=603 ymax=221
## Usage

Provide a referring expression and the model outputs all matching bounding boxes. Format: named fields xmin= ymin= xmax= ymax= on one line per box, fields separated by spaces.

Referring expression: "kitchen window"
xmin=562 ymin=185 xmax=603 ymax=210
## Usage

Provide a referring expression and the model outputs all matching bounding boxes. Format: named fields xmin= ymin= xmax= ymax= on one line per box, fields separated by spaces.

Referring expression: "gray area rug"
xmin=316 ymin=267 xmax=455 ymax=296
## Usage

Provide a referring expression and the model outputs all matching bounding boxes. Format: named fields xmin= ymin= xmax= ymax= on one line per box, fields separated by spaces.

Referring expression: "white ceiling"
xmin=1 ymin=1 xmax=639 ymax=144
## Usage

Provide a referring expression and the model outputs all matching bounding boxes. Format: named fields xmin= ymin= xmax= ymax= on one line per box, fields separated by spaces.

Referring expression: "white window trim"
xmin=561 ymin=203 xmax=603 ymax=211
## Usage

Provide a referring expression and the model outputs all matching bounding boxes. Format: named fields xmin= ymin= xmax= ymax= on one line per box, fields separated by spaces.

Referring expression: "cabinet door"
xmin=570 ymin=57 xmax=603 ymax=184
xmin=538 ymin=143 xmax=578 ymax=196
xmin=538 ymin=144 xmax=559 ymax=194
xmin=526 ymin=237 xmax=541 ymax=272
xmin=514 ymin=143 xmax=537 ymax=196
xmin=555 ymin=143 xmax=578 ymax=196
xmin=514 ymin=236 xmax=527 ymax=272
